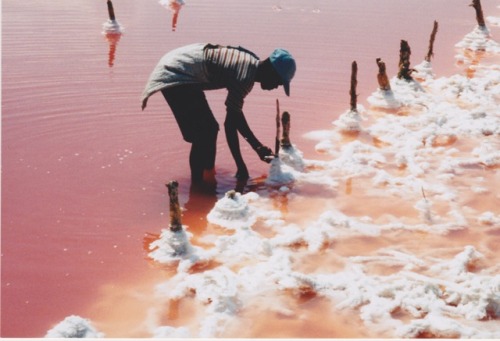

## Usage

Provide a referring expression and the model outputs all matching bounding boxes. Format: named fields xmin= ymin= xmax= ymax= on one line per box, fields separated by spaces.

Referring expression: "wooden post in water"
xmin=166 ymin=181 xmax=183 ymax=232
xmin=376 ymin=58 xmax=391 ymax=91
xmin=470 ymin=0 xmax=486 ymax=28
xmin=397 ymin=40 xmax=414 ymax=81
xmin=349 ymin=61 xmax=358 ymax=112
xmin=275 ymin=99 xmax=281 ymax=156
xmin=107 ymin=0 xmax=116 ymax=21
xmin=280 ymin=111 xmax=291 ymax=149
xmin=425 ymin=21 xmax=439 ymax=62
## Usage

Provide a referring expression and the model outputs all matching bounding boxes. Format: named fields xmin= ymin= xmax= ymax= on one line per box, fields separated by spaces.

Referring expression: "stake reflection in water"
xmin=160 ymin=0 xmax=185 ymax=31
xmin=105 ymin=32 xmax=121 ymax=68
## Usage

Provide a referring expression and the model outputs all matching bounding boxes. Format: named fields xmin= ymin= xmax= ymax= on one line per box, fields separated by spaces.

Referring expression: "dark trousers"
xmin=161 ymin=85 xmax=219 ymax=182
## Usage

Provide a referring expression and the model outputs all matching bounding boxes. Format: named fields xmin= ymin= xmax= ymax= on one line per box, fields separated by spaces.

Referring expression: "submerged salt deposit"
xmin=48 ymin=23 xmax=499 ymax=339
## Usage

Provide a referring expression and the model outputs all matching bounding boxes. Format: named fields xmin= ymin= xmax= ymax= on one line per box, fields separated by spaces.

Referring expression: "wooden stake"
xmin=470 ymin=0 xmax=486 ymax=27
xmin=275 ymin=99 xmax=281 ymax=156
xmin=397 ymin=40 xmax=414 ymax=81
xmin=376 ymin=58 xmax=391 ymax=91
xmin=425 ymin=21 xmax=439 ymax=62
xmin=349 ymin=61 xmax=358 ymax=112
xmin=107 ymin=0 xmax=116 ymax=21
xmin=226 ymin=190 xmax=237 ymax=200
xmin=166 ymin=181 xmax=182 ymax=232
xmin=280 ymin=111 xmax=291 ymax=149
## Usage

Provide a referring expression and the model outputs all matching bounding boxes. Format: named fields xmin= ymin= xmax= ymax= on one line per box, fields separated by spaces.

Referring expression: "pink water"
xmin=2 ymin=0 xmax=499 ymax=337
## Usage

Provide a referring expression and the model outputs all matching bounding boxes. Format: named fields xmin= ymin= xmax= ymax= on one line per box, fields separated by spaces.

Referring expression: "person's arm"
xmin=224 ymin=110 xmax=249 ymax=180
xmin=224 ymin=92 xmax=273 ymax=179
xmin=227 ymin=107 xmax=274 ymax=161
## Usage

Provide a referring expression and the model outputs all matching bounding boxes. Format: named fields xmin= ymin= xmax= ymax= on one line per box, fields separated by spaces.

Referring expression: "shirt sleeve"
xmin=225 ymin=83 xmax=252 ymax=116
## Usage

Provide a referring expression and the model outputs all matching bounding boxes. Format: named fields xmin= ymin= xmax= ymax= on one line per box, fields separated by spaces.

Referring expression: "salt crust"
xmin=51 ymin=25 xmax=500 ymax=339
xmin=45 ymin=315 xmax=104 ymax=338
xmin=455 ymin=25 xmax=500 ymax=53
xmin=333 ymin=106 xmax=365 ymax=132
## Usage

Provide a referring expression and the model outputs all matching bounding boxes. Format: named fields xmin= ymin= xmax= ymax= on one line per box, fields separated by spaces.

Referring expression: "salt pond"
xmin=65 ymin=16 xmax=500 ymax=340
xmin=2 ymin=0 xmax=499 ymax=338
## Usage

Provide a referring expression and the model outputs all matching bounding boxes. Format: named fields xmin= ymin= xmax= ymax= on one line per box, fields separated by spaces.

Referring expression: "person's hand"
xmin=256 ymin=145 xmax=274 ymax=163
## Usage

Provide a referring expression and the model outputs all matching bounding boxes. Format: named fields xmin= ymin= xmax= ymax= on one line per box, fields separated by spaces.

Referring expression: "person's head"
xmin=257 ymin=48 xmax=296 ymax=96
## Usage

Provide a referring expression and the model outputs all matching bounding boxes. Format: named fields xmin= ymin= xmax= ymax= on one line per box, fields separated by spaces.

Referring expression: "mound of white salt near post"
xmin=413 ymin=60 xmax=436 ymax=82
xmin=265 ymin=155 xmax=296 ymax=186
xmin=455 ymin=25 xmax=500 ymax=53
xmin=206 ymin=191 xmax=262 ymax=229
xmin=148 ymin=226 xmax=215 ymax=272
xmin=266 ymin=143 xmax=338 ymax=188
xmin=333 ymin=105 xmax=366 ymax=132
xmin=45 ymin=315 xmax=103 ymax=338
xmin=367 ymin=77 xmax=429 ymax=109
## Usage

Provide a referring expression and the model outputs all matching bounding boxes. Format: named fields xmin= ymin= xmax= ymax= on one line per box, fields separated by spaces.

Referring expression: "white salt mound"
xmin=45 ymin=315 xmax=103 ymax=338
xmin=207 ymin=191 xmax=259 ymax=229
xmin=102 ymin=19 xmax=123 ymax=35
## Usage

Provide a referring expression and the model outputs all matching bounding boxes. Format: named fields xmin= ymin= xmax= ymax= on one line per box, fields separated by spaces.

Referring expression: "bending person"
xmin=141 ymin=43 xmax=296 ymax=183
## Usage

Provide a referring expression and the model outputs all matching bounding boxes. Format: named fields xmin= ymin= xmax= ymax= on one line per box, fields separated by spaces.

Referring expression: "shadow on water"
xmin=159 ymin=0 xmax=185 ymax=32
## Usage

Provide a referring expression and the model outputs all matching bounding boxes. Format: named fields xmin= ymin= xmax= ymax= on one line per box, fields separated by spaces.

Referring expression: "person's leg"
xmin=161 ymin=85 xmax=219 ymax=182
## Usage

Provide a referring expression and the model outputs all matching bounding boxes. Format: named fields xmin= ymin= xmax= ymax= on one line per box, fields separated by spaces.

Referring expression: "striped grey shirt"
xmin=203 ymin=44 xmax=260 ymax=115
xmin=141 ymin=43 xmax=260 ymax=114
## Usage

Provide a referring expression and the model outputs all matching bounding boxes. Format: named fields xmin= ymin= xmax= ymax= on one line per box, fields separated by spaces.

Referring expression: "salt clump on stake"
xmin=276 ymin=110 xmax=306 ymax=172
xmin=367 ymin=58 xmax=402 ymax=109
xmin=334 ymin=61 xmax=365 ymax=132
xmin=266 ymin=99 xmax=298 ymax=186
xmin=265 ymin=106 xmax=324 ymax=188
xmin=148 ymin=181 xmax=213 ymax=272
xmin=265 ymin=100 xmax=334 ymax=188
xmin=368 ymin=40 xmax=430 ymax=110
xmin=207 ymin=190 xmax=260 ymax=230
xmin=455 ymin=0 xmax=500 ymax=69
xmin=413 ymin=20 xmax=439 ymax=82
xmin=393 ymin=40 xmax=427 ymax=104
